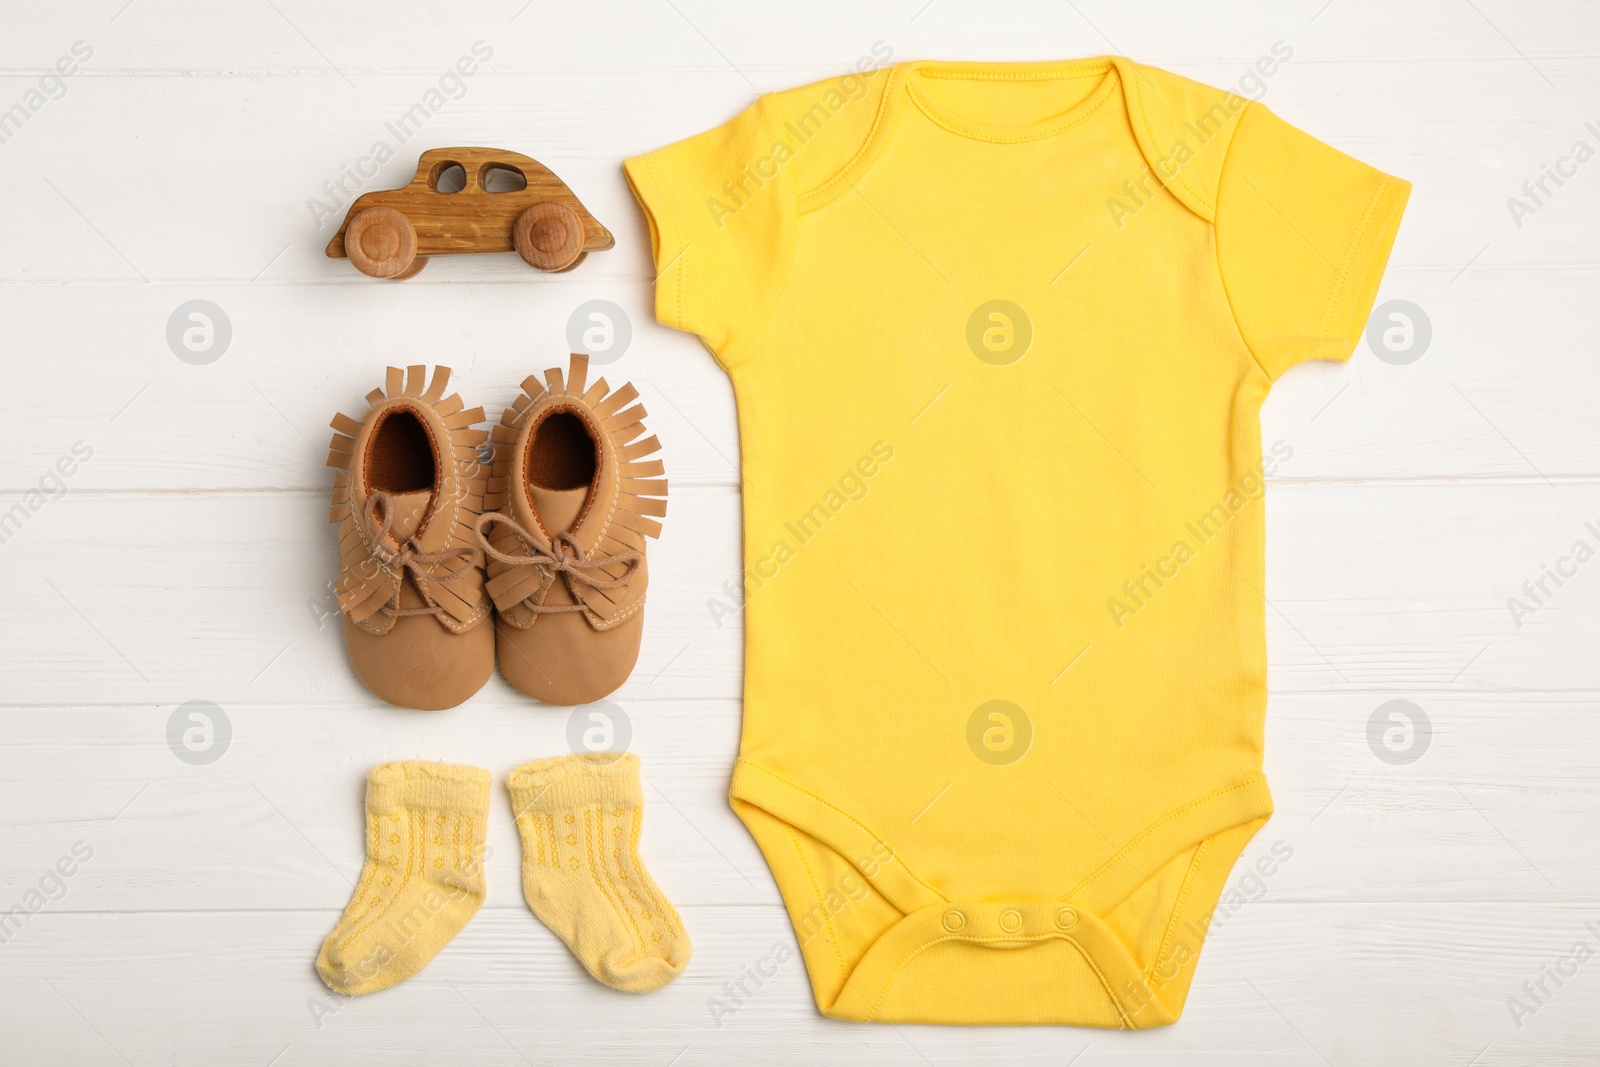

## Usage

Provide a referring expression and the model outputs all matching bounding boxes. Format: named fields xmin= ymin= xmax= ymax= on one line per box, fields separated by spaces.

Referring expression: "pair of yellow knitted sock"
xmin=315 ymin=754 xmax=689 ymax=995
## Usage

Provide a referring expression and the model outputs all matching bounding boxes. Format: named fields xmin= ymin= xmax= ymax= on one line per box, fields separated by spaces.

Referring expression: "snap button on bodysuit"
xmin=942 ymin=908 xmax=967 ymax=932
xmin=1055 ymin=906 xmax=1078 ymax=931
xmin=999 ymin=908 xmax=1023 ymax=933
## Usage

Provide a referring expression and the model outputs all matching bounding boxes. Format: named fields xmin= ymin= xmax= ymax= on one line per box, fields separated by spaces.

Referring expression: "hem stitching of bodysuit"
xmin=785 ymin=824 xmax=849 ymax=980
xmin=641 ymin=154 xmax=690 ymax=342
xmin=743 ymin=763 xmax=1266 ymax=1023
xmin=1146 ymin=837 xmax=1211 ymax=986
xmin=864 ymin=933 xmax=1134 ymax=1028
xmin=737 ymin=760 xmax=949 ymax=903
xmin=1317 ymin=174 xmax=1391 ymax=353
xmin=1070 ymin=777 xmax=1265 ymax=899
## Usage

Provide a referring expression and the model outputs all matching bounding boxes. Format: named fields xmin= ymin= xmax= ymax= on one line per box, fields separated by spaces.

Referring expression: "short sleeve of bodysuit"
xmin=625 ymin=65 xmax=891 ymax=368
xmin=623 ymin=95 xmax=796 ymax=366
xmin=1216 ymin=101 xmax=1411 ymax=380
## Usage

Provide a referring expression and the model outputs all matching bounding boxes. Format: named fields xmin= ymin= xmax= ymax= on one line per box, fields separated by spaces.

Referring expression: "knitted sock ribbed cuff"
xmin=506 ymin=753 xmax=640 ymax=815
xmin=366 ymin=761 xmax=491 ymax=819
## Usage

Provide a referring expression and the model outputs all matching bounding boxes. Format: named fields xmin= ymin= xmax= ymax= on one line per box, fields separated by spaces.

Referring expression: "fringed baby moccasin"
xmin=328 ymin=366 xmax=493 ymax=710
xmin=477 ymin=354 xmax=666 ymax=705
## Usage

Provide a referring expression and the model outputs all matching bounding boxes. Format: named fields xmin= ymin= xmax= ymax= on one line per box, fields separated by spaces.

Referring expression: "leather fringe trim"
xmin=327 ymin=365 xmax=489 ymax=633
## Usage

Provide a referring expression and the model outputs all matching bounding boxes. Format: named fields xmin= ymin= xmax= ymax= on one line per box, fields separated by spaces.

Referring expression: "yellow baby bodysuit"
xmin=626 ymin=57 xmax=1408 ymax=1027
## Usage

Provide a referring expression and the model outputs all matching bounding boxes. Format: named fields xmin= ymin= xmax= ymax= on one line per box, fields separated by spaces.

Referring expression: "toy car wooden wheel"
xmin=513 ymin=202 xmax=585 ymax=271
xmin=390 ymin=256 xmax=428 ymax=280
xmin=345 ymin=206 xmax=420 ymax=279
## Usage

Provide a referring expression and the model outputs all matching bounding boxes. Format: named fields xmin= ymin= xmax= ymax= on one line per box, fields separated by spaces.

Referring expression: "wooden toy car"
xmin=325 ymin=147 xmax=614 ymax=279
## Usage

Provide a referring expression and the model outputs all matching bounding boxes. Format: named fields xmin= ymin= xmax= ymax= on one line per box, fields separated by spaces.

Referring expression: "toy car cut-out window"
xmin=481 ymin=164 xmax=528 ymax=193
xmin=431 ymin=162 xmax=467 ymax=194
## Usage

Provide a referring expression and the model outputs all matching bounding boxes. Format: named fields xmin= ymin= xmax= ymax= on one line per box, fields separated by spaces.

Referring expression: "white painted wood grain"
xmin=1 ymin=0 xmax=1597 ymax=1062
xmin=0 ymin=693 xmax=1592 ymax=911
xmin=4 ymin=905 xmax=1598 ymax=1066
xmin=1 ymin=59 xmax=1593 ymax=284
xmin=1 ymin=484 xmax=1594 ymax=705
xmin=0 ymin=264 xmax=1592 ymax=490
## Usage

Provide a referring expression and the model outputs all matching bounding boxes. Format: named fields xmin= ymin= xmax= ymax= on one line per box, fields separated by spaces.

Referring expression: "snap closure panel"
xmin=998 ymin=908 xmax=1023 ymax=933
xmin=1055 ymin=906 xmax=1078 ymax=931
xmin=942 ymin=908 xmax=967 ymax=932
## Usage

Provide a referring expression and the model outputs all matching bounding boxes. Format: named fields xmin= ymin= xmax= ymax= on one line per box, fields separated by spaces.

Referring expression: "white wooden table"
xmin=1 ymin=2 xmax=1596 ymax=1063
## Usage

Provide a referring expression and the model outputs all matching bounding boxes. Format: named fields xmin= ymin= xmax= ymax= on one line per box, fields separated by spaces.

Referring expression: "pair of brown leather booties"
xmin=326 ymin=356 xmax=665 ymax=710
